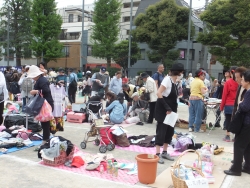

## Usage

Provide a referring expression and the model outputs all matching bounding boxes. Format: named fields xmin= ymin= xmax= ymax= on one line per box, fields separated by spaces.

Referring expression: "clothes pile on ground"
xmin=128 ymin=135 xmax=155 ymax=147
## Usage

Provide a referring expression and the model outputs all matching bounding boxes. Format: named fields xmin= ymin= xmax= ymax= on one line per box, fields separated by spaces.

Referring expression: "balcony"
xmin=59 ymin=31 xmax=80 ymax=40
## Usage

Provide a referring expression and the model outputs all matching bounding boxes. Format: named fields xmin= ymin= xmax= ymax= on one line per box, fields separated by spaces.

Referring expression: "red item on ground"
xmin=96 ymin=161 xmax=107 ymax=172
xmin=100 ymin=127 xmax=116 ymax=145
xmin=71 ymin=156 xmax=85 ymax=168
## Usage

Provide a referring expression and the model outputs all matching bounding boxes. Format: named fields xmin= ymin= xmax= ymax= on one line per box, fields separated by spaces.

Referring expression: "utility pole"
xmin=186 ymin=0 xmax=192 ymax=74
xmin=41 ymin=9 xmax=44 ymax=63
xmin=7 ymin=6 xmax=10 ymax=66
xmin=127 ymin=0 xmax=133 ymax=77
xmin=81 ymin=0 xmax=87 ymax=72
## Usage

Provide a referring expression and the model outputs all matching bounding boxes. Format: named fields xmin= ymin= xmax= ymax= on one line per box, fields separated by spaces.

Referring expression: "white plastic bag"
xmin=125 ymin=116 xmax=140 ymax=124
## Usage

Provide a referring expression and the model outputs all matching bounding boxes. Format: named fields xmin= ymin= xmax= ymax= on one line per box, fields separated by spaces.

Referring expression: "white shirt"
xmin=161 ymin=76 xmax=173 ymax=97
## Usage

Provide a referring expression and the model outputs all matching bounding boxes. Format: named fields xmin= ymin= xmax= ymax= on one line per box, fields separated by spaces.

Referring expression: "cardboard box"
xmin=67 ymin=112 xmax=86 ymax=123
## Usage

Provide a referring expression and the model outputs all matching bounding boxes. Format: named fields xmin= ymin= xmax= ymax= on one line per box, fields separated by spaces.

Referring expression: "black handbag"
xmin=9 ymin=82 xmax=20 ymax=94
xmin=229 ymin=110 xmax=245 ymax=134
xmin=23 ymin=94 xmax=45 ymax=116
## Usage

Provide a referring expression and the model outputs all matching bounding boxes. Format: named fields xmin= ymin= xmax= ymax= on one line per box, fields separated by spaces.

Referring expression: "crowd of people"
xmin=0 ymin=63 xmax=249 ymax=174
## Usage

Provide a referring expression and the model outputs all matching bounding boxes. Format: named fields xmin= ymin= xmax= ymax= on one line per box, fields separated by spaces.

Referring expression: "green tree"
xmin=133 ymin=0 xmax=190 ymax=64
xmin=197 ymin=0 xmax=250 ymax=67
xmin=30 ymin=0 xmax=63 ymax=66
xmin=164 ymin=50 xmax=180 ymax=70
xmin=0 ymin=0 xmax=32 ymax=66
xmin=113 ymin=40 xmax=140 ymax=69
xmin=91 ymin=0 xmax=122 ymax=68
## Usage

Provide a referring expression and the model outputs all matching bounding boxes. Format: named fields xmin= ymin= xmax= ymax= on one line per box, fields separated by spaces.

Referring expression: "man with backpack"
xmin=152 ymin=64 xmax=165 ymax=89
xmin=18 ymin=65 xmax=33 ymax=111
xmin=68 ymin=68 xmax=78 ymax=104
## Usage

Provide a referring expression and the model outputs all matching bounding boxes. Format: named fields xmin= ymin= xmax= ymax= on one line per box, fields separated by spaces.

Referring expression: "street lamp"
xmin=127 ymin=0 xmax=133 ymax=77
xmin=186 ymin=0 xmax=192 ymax=74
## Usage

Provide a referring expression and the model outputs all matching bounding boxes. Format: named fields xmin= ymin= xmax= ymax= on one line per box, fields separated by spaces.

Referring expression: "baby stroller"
xmin=80 ymin=118 xmax=115 ymax=153
xmin=86 ymin=101 xmax=103 ymax=122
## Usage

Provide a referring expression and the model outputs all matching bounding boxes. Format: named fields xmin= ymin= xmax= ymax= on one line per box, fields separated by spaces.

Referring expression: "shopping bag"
xmin=23 ymin=94 xmax=44 ymax=116
xmin=35 ymin=99 xmax=54 ymax=122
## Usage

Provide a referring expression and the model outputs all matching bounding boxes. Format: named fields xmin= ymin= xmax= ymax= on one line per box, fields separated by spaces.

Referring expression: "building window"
xmin=179 ymin=49 xmax=195 ymax=60
xmin=126 ymin=30 xmax=130 ymax=35
xmin=179 ymin=50 xmax=185 ymax=59
xmin=123 ymin=16 xmax=134 ymax=22
xmin=78 ymin=15 xmax=82 ymax=22
xmin=123 ymin=2 xmax=140 ymax=8
xmin=199 ymin=27 xmax=203 ymax=32
xmin=68 ymin=14 xmax=74 ymax=23
xmin=140 ymin=49 xmax=146 ymax=60
xmin=69 ymin=32 xmax=80 ymax=39
xmin=62 ymin=46 xmax=70 ymax=57
xmin=87 ymin=46 xmax=92 ymax=56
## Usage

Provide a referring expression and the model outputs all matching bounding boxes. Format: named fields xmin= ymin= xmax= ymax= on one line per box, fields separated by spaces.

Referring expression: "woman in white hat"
xmin=27 ymin=65 xmax=54 ymax=145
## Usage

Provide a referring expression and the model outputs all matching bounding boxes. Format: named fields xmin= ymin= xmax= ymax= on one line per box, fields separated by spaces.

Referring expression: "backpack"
xmin=153 ymin=72 xmax=164 ymax=86
xmin=21 ymin=76 xmax=33 ymax=93
xmin=69 ymin=73 xmax=77 ymax=88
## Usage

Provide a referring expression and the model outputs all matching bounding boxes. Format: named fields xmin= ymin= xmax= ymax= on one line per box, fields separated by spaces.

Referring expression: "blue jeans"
xmin=22 ymin=98 xmax=27 ymax=112
xmin=189 ymin=100 xmax=204 ymax=132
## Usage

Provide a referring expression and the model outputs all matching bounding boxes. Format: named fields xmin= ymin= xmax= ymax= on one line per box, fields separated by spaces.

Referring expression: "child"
xmin=6 ymin=102 xmax=19 ymax=114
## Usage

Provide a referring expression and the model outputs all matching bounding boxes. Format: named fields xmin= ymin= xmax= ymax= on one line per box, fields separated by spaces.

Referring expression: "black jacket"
xmin=34 ymin=76 xmax=54 ymax=107
xmin=232 ymin=86 xmax=246 ymax=118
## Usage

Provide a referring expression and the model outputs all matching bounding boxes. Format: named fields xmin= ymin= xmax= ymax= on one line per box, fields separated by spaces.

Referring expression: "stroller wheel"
xmin=95 ymin=139 xmax=100 ymax=146
xmin=107 ymin=143 xmax=115 ymax=151
xmin=80 ymin=142 xmax=87 ymax=149
xmin=99 ymin=145 xmax=107 ymax=153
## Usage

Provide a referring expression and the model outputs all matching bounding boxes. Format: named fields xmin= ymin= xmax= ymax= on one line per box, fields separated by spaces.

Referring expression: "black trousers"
xmin=68 ymin=85 xmax=77 ymax=104
xmin=225 ymin=114 xmax=232 ymax=131
xmin=148 ymin=101 xmax=156 ymax=123
xmin=41 ymin=102 xmax=54 ymax=141
xmin=155 ymin=122 xmax=174 ymax=146
xmin=231 ymin=124 xmax=250 ymax=172
xmin=0 ymin=102 xmax=4 ymax=125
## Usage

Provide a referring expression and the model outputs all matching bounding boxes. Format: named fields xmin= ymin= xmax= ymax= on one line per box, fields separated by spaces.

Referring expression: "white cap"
xmin=131 ymin=92 xmax=139 ymax=98
xmin=25 ymin=65 xmax=30 ymax=69
xmin=189 ymin=73 xmax=192 ymax=76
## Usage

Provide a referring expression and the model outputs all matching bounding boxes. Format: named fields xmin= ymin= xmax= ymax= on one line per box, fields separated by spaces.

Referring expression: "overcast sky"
xmin=0 ymin=0 xmax=207 ymax=10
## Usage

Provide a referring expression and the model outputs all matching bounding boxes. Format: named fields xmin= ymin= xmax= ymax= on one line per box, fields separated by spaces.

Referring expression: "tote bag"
xmin=23 ymin=94 xmax=44 ymax=116
xmin=35 ymin=99 xmax=54 ymax=122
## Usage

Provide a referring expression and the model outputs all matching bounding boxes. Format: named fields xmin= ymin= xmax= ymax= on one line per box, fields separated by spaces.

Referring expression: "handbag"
xmin=35 ymin=99 xmax=54 ymax=122
xmin=23 ymin=94 xmax=45 ymax=116
xmin=9 ymin=82 xmax=21 ymax=94
xmin=114 ymin=133 xmax=130 ymax=147
xmin=229 ymin=110 xmax=245 ymax=134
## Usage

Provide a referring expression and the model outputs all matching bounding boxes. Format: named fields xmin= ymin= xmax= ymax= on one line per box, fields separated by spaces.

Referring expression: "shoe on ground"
xmin=223 ymin=127 xmax=226 ymax=130
xmin=224 ymin=169 xmax=241 ymax=176
xmin=223 ymin=135 xmax=230 ymax=142
xmin=209 ymin=122 xmax=213 ymax=128
xmin=136 ymin=122 xmax=144 ymax=126
xmin=189 ymin=128 xmax=193 ymax=132
xmin=157 ymin=154 xmax=164 ymax=164
xmin=161 ymin=152 xmax=174 ymax=161
xmin=195 ymin=130 xmax=204 ymax=133
xmin=242 ymin=167 xmax=250 ymax=174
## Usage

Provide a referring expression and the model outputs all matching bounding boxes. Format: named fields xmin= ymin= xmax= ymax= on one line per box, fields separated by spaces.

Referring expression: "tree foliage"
xmin=133 ymin=0 xmax=190 ymax=63
xmin=113 ymin=40 xmax=140 ymax=69
xmin=30 ymin=0 xmax=63 ymax=66
xmin=0 ymin=0 xmax=32 ymax=66
xmin=91 ymin=0 xmax=122 ymax=68
xmin=197 ymin=0 xmax=250 ymax=67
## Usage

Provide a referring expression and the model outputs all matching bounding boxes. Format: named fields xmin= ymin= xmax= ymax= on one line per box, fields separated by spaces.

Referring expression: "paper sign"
xmin=148 ymin=154 xmax=154 ymax=159
xmin=163 ymin=112 xmax=178 ymax=127
xmin=185 ymin=178 xmax=209 ymax=188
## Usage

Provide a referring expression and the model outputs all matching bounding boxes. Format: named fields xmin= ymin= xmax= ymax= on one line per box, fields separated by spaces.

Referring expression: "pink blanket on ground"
xmin=115 ymin=145 xmax=182 ymax=157
xmin=39 ymin=150 xmax=138 ymax=185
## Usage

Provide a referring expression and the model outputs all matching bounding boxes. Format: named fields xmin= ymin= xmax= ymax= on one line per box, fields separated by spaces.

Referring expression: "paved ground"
xmin=1 ymin=97 xmax=249 ymax=188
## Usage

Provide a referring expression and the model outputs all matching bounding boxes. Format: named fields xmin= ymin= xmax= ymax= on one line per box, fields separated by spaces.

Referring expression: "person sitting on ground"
xmin=127 ymin=92 xmax=149 ymax=119
xmin=105 ymin=93 xmax=127 ymax=124
xmin=122 ymin=83 xmax=137 ymax=106
xmin=6 ymin=102 xmax=18 ymax=114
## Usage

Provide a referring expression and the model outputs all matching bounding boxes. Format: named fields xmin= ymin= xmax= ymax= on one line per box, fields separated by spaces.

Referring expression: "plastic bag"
xmin=35 ymin=100 xmax=54 ymax=122
xmin=23 ymin=94 xmax=44 ymax=116
xmin=125 ymin=116 xmax=140 ymax=124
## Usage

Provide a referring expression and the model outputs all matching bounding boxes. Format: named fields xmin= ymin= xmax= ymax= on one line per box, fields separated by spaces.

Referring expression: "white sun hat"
xmin=27 ymin=65 xmax=44 ymax=78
